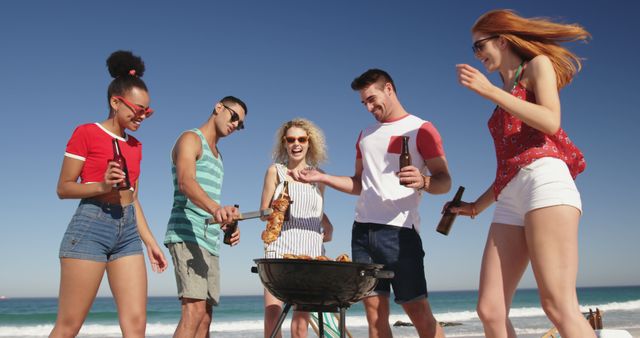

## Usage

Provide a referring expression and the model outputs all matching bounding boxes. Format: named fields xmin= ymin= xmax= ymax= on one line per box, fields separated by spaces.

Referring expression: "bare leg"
xmin=107 ymin=255 xmax=147 ymax=338
xmin=195 ymin=304 xmax=212 ymax=338
xmin=402 ymin=298 xmax=444 ymax=338
xmin=173 ymin=298 xmax=208 ymax=338
xmin=525 ymin=206 xmax=596 ymax=338
xmin=291 ymin=310 xmax=310 ymax=338
xmin=49 ymin=258 xmax=106 ymax=338
xmin=476 ymin=224 xmax=530 ymax=338
xmin=362 ymin=295 xmax=392 ymax=338
xmin=264 ymin=289 xmax=283 ymax=338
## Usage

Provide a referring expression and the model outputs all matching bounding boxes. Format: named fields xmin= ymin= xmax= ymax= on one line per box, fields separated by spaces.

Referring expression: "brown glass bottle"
xmin=399 ymin=136 xmax=411 ymax=185
xmin=588 ymin=309 xmax=596 ymax=329
xmin=111 ymin=138 xmax=131 ymax=190
xmin=223 ymin=204 xmax=239 ymax=245
xmin=436 ymin=186 xmax=465 ymax=235
xmin=280 ymin=181 xmax=291 ymax=221
xmin=595 ymin=308 xmax=603 ymax=329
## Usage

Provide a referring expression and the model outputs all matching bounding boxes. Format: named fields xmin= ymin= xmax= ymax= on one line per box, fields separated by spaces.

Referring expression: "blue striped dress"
xmin=265 ymin=164 xmax=325 ymax=258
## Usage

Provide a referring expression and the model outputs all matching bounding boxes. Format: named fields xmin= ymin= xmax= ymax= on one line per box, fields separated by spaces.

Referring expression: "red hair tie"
xmin=129 ymin=69 xmax=136 ymax=76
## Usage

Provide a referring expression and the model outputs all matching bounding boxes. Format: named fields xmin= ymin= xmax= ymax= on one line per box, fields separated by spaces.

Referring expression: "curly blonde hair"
xmin=272 ymin=118 xmax=327 ymax=167
xmin=473 ymin=9 xmax=590 ymax=89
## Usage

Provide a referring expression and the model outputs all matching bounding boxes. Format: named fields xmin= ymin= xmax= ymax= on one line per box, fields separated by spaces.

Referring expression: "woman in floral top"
xmin=452 ymin=9 xmax=595 ymax=338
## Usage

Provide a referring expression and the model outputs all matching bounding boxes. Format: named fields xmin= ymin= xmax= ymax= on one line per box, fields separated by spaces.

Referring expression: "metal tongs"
xmin=206 ymin=208 xmax=273 ymax=225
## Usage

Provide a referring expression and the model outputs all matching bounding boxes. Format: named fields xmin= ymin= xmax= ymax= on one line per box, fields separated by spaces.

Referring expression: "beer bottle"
xmin=111 ymin=138 xmax=131 ymax=190
xmin=223 ymin=204 xmax=239 ymax=245
xmin=281 ymin=181 xmax=291 ymax=221
xmin=595 ymin=308 xmax=603 ymax=329
xmin=588 ymin=308 xmax=596 ymax=329
xmin=436 ymin=186 xmax=465 ymax=235
xmin=399 ymin=136 xmax=411 ymax=185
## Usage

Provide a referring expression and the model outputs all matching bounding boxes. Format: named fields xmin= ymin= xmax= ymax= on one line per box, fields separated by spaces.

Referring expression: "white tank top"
xmin=264 ymin=164 xmax=325 ymax=258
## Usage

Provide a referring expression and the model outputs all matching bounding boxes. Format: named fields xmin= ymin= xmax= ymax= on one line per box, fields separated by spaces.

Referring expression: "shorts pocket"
xmin=60 ymin=206 xmax=97 ymax=253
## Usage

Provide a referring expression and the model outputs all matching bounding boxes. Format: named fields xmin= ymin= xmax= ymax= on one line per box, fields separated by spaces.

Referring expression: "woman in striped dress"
xmin=260 ymin=118 xmax=333 ymax=338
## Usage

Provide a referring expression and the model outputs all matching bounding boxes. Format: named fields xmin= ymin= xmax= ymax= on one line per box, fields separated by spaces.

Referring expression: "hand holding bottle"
xmin=222 ymin=221 xmax=240 ymax=246
xmin=111 ymin=138 xmax=131 ymax=190
xmin=446 ymin=201 xmax=477 ymax=218
xmin=436 ymin=186 xmax=465 ymax=235
xmin=397 ymin=166 xmax=425 ymax=189
xmin=101 ymin=161 xmax=126 ymax=193
xmin=223 ymin=204 xmax=240 ymax=246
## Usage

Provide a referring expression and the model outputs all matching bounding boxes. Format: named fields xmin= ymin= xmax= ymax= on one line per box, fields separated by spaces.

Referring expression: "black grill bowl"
xmin=253 ymin=258 xmax=393 ymax=312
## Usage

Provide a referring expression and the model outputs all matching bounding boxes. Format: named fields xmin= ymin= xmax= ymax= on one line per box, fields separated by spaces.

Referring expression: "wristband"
xmin=470 ymin=203 xmax=478 ymax=219
xmin=420 ymin=174 xmax=430 ymax=192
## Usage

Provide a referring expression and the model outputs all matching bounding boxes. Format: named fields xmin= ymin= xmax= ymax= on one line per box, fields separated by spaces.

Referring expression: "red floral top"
xmin=488 ymin=75 xmax=586 ymax=199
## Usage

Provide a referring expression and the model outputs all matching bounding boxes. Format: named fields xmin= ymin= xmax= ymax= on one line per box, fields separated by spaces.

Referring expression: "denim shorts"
xmin=352 ymin=221 xmax=427 ymax=304
xmin=59 ymin=199 xmax=143 ymax=262
xmin=493 ymin=157 xmax=582 ymax=226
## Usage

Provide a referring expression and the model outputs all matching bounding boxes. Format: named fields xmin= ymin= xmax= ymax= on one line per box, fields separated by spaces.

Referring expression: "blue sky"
xmin=0 ymin=1 xmax=638 ymax=298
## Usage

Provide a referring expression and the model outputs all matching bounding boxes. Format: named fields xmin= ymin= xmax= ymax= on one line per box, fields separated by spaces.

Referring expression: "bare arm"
xmin=398 ymin=156 xmax=451 ymax=195
xmin=56 ymin=157 xmax=123 ymax=199
xmin=449 ymin=184 xmax=495 ymax=218
xmin=320 ymin=213 xmax=333 ymax=242
xmin=259 ymin=165 xmax=278 ymax=220
xmin=132 ymin=182 xmax=168 ymax=272
xmin=318 ymin=183 xmax=333 ymax=242
xmin=457 ymin=55 xmax=561 ymax=135
xmin=293 ymin=159 xmax=363 ymax=195
xmin=422 ymin=156 xmax=452 ymax=194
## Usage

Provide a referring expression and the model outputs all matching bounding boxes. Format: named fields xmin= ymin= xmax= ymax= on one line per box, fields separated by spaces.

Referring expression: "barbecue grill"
xmin=252 ymin=258 xmax=394 ymax=338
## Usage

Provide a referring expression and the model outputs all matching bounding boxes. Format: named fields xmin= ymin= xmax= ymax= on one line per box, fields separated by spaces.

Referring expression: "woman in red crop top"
xmin=50 ymin=51 xmax=167 ymax=338
xmin=451 ymin=10 xmax=595 ymax=338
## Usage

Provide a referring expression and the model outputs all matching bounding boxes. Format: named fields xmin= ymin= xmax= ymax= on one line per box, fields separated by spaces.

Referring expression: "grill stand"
xmin=269 ymin=303 xmax=347 ymax=338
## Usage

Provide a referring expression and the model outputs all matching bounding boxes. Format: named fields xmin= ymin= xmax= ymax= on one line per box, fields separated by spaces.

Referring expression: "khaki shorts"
xmin=168 ymin=241 xmax=220 ymax=306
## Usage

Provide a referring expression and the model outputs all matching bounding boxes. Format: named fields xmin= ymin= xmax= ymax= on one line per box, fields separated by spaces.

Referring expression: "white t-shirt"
xmin=355 ymin=114 xmax=445 ymax=231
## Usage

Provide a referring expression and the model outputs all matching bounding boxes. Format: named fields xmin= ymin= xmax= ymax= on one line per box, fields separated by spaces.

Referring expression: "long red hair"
xmin=473 ymin=9 xmax=590 ymax=89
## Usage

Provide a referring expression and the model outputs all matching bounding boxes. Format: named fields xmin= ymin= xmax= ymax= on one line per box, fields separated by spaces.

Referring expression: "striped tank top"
xmin=265 ymin=164 xmax=325 ymax=258
xmin=164 ymin=128 xmax=224 ymax=256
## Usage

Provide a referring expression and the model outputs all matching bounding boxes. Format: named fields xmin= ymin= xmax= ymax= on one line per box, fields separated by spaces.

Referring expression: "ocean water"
xmin=0 ymin=286 xmax=638 ymax=337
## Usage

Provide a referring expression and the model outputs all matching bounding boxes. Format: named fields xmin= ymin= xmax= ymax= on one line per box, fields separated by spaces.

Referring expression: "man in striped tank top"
xmin=164 ymin=96 xmax=247 ymax=338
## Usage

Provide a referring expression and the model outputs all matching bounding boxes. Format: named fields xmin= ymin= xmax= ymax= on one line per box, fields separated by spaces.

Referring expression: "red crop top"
xmin=64 ymin=123 xmax=142 ymax=187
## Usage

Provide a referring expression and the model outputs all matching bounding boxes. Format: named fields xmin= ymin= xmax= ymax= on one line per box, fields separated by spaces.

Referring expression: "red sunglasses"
xmin=114 ymin=96 xmax=154 ymax=118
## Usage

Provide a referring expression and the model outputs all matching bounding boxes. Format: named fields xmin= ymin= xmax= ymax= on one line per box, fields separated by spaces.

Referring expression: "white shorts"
xmin=492 ymin=157 xmax=582 ymax=226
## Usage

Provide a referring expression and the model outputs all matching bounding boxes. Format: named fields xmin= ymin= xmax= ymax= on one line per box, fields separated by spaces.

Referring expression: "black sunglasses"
xmin=222 ymin=104 xmax=244 ymax=130
xmin=472 ymin=35 xmax=499 ymax=54
xmin=284 ymin=136 xmax=308 ymax=144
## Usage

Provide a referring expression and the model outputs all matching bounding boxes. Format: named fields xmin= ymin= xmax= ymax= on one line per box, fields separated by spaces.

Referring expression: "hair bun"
xmin=106 ymin=50 xmax=145 ymax=78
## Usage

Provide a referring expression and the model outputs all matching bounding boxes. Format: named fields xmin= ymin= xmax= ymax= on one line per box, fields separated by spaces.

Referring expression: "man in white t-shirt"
xmin=293 ymin=69 xmax=451 ymax=338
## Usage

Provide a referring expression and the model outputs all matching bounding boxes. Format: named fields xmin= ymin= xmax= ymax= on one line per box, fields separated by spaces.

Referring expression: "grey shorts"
xmin=168 ymin=241 xmax=220 ymax=306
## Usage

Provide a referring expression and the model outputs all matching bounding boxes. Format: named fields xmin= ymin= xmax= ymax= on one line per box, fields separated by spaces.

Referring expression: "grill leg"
xmin=339 ymin=307 xmax=346 ymax=338
xmin=270 ymin=303 xmax=292 ymax=338
xmin=318 ymin=311 xmax=324 ymax=337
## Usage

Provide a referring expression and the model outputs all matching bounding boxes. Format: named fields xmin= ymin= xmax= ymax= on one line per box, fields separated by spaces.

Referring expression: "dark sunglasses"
xmin=223 ymin=104 xmax=244 ymax=130
xmin=284 ymin=136 xmax=308 ymax=144
xmin=472 ymin=35 xmax=500 ymax=54
xmin=114 ymin=96 xmax=154 ymax=118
